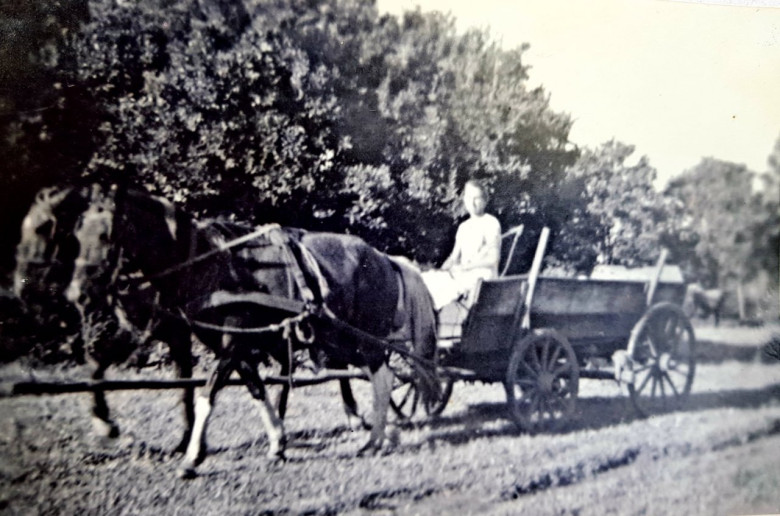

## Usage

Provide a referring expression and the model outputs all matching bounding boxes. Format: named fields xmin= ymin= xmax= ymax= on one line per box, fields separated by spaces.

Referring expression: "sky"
xmin=377 ymin=0 xmax=780 ymax=188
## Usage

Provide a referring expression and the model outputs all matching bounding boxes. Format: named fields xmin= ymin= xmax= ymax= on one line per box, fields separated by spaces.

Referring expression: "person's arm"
xmin=440 ymin=225 xmax=463 ymax=271
xmin=451 ymin=218 xmax=501 ymax=272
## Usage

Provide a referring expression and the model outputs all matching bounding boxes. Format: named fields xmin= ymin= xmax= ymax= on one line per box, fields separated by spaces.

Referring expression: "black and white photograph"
xmin=1 ymin=0 xmax=778 ymax=513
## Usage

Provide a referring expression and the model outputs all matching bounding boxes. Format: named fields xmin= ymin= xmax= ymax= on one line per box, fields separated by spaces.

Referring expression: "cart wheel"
xmin=390 ymin=373 xmax=420 ymax=423
xmin=505 ymin=329 xmax=579 ymax=432
xmin=425 ymin=376 xmax=454 ymax=417
xmin=627 ymin=302 xmax=695 ymax=417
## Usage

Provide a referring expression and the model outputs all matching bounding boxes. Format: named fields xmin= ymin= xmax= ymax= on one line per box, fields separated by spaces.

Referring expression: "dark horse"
xmin=686 ymin=283 xmax=727 ymax=327
xmin=15 ymin=185 xmax=196 ymax=450
xmin=66 ymin=184 xmax=437 ymax=477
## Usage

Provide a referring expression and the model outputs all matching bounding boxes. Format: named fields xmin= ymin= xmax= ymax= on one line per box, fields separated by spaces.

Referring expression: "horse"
xmin=13 ymin=186 xmax=89 ymax=353
xmin=14 ymin=185 xmax=196 ymax=450
xmin=65 ymin=184 xmax=438 ymax=478
xmin=685 ymin=283 xmax=727 ymax=327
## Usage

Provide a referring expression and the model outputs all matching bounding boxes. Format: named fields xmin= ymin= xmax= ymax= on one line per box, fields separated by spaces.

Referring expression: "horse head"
xmin=65 ymin=183 xmax=150 ymax=367
xmin=65 ymin=185 xmax=120 ymax=308
xmin=13 ymin=185 xmax=90 ymax=323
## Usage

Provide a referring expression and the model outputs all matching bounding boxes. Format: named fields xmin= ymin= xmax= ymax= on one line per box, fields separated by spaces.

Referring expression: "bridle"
xmin=71 ymin=187 xmax=123 ymax=297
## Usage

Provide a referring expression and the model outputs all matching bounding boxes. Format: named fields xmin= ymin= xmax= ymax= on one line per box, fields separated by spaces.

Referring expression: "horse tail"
xmin=390 ymin=257 xmax=440 ymax=406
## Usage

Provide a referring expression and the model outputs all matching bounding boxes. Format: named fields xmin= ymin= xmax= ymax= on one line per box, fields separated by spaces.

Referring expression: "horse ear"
xmin=111 ymin=181 xmax=129 ymax=216
xmin=33 ymin=186 xmax=66 ymax=209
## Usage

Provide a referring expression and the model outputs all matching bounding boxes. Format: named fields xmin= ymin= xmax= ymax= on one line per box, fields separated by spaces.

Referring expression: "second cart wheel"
xmin=627 ymin=302 xmax=696 ymax=417
xmin=505 ymin=329 xmax=579 ymax=432
xmin=389 ymin=373 xmax=419 ymax=423
xmin=424 ymin=376 xmax=454 ymax=417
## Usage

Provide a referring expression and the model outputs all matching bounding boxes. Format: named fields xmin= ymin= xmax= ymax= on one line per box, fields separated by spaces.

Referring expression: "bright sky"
xmin=377 ymin=0 xmax=780 ymax=188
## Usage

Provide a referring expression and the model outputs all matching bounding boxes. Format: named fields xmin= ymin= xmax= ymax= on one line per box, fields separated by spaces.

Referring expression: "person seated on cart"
xmin=422 ymin=179 xmax=502 ymax=311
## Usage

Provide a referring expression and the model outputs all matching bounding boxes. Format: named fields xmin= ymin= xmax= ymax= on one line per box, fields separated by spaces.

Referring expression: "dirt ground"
xmin=0 ymin=323 xmax=779 ymax=515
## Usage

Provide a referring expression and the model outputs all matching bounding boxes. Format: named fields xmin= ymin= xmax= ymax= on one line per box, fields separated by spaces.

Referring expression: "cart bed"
xmin=445 ymin=274 xmax=686 ymax=380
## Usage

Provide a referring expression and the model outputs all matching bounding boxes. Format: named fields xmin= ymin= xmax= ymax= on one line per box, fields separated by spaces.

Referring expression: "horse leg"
xmin=236 ymin=359 xmax=286 ymax=461
xmin=339 ymin=378 xmax=371 ymax=430
xmin=177 ymin=354 xmax=233 ymax=479
xmin=169 ymin=330 xmax=195 ymax=454
xmin=91 ymin=365 xmax=119 ymax=439
xmin=358 ymin=362 xmax=393 ymax=456
xmin=275 ymin=359 xmax=291 ymax=420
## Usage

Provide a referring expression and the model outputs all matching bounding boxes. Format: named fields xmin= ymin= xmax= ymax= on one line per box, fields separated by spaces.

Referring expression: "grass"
xmin=1 ymin=322 xmax=779 ymax=514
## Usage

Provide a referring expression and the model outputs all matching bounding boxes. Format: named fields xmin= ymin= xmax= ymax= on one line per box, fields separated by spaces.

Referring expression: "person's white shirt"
xmin=423 ymin=181 xmax=502 ymax=310
xmin=450 ymin=213 xmax=501 ymax=278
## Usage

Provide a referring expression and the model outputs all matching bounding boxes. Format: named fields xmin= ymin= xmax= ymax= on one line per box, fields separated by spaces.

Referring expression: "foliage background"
xmin=1 ymin=0 xmax=777 ymax=316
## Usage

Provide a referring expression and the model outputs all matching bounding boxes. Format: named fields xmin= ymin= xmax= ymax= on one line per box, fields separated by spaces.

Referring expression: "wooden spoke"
xmin=529 ymin=345 xmax=542 ymax=371
xmin=520 ymin=360 xmax=540 ymax=379
xmin=390 ymin=378 xmax=420 ymax=423
xmin=548 ymin=344 xmax=563 ymax=367
xmin=506 ymin=330 xmax=579 ymax=432
xmin=635 ymin=368 xmax=653 ymax=395
xmin=632 ymin=363 xmax=653 ymax=373
xmin=662 ymin=371 xmax=680 ymax=397
xmin=551 ymin=363 xmax=573 ymax=378
xmin=540 ymin=338 xmax=551 ymax=370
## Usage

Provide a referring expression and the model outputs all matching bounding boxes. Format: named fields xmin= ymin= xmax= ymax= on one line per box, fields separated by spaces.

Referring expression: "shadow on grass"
xmin=421 ymin=382 xmax=780 ymax=447
xmin=697 ymin=339 xmax=777 ymax=364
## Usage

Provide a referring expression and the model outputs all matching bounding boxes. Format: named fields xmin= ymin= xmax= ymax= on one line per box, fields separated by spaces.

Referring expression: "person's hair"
xmin=463 ymin=179 xmax=489 ymax=201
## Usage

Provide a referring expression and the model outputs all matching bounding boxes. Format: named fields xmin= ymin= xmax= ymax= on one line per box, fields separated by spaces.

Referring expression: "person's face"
xmin=463 ymin=184 xmax=487 ymax=217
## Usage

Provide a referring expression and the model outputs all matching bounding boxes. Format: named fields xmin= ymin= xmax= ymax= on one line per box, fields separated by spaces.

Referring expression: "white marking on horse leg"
xmin=257 ymin=396 xmax=285 ymax=459
xmin=183 ymin=396 xmax=211 ymax=468
xmin=91 ymin=415 xmax=118 ymax=438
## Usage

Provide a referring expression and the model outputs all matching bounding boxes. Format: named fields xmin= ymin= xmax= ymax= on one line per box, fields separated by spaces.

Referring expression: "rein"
xmin=74 ymin=190 xmax=437 ymax=378
xmin=141 ymin=224 xmax=285 ymax=283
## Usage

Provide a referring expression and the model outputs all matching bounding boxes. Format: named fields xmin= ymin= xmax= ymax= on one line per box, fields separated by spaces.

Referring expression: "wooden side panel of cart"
xmin=446 ymin=275 xmax=686 ymax=382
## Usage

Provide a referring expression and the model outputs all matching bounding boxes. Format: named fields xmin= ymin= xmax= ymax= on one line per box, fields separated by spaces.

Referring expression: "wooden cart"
xmin=391 ymin=227 xmax=696 ymax=431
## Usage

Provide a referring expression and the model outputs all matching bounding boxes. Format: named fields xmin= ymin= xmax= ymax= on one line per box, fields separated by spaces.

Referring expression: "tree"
xmin=664 ymin=158 xmax=763 ymax=289
xmin=555 ymin=140 xmax=673 ymax=273
xmin=755 ymin=134 xmax=780 ymax=317
xmin=2 ymin=0 xmax=581 ymax=275
xmin=0 ymin=0 xmax=91 ymax=274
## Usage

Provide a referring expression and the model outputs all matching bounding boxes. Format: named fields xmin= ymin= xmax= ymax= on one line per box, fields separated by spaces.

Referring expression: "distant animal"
xmin=65 ymin=184 xmax=438 ymax=478
xmin=685 ymin=283 xmax=727 ymax=327
xmin=15 ymin=185 xmax=196 ymax=450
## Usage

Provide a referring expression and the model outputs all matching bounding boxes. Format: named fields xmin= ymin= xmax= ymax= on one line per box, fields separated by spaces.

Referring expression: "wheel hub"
xmin=538 ymin=372 xmax=555 ymax=394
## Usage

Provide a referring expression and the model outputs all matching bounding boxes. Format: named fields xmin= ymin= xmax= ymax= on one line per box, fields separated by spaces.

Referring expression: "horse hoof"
xmin=92 ymin=418 xmax=120 ymax=439
xmin=269 ymin=454 xmax=287 ymax=467
xmin=267 ymin=448 xmax=287 ymax=462
xmin=177 ymin=465 xmax=198 ymax=479
xmin=357 ymin=442 xmax=381 ymax=457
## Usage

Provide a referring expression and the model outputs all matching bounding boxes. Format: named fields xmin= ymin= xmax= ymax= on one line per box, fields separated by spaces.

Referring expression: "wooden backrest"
xmin=460 ymin=276 xmax=528 ymax=353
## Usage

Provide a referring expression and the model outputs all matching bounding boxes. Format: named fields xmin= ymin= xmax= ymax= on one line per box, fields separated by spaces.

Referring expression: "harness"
xmin=73 ymin=189 xmax=437 ymax=380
